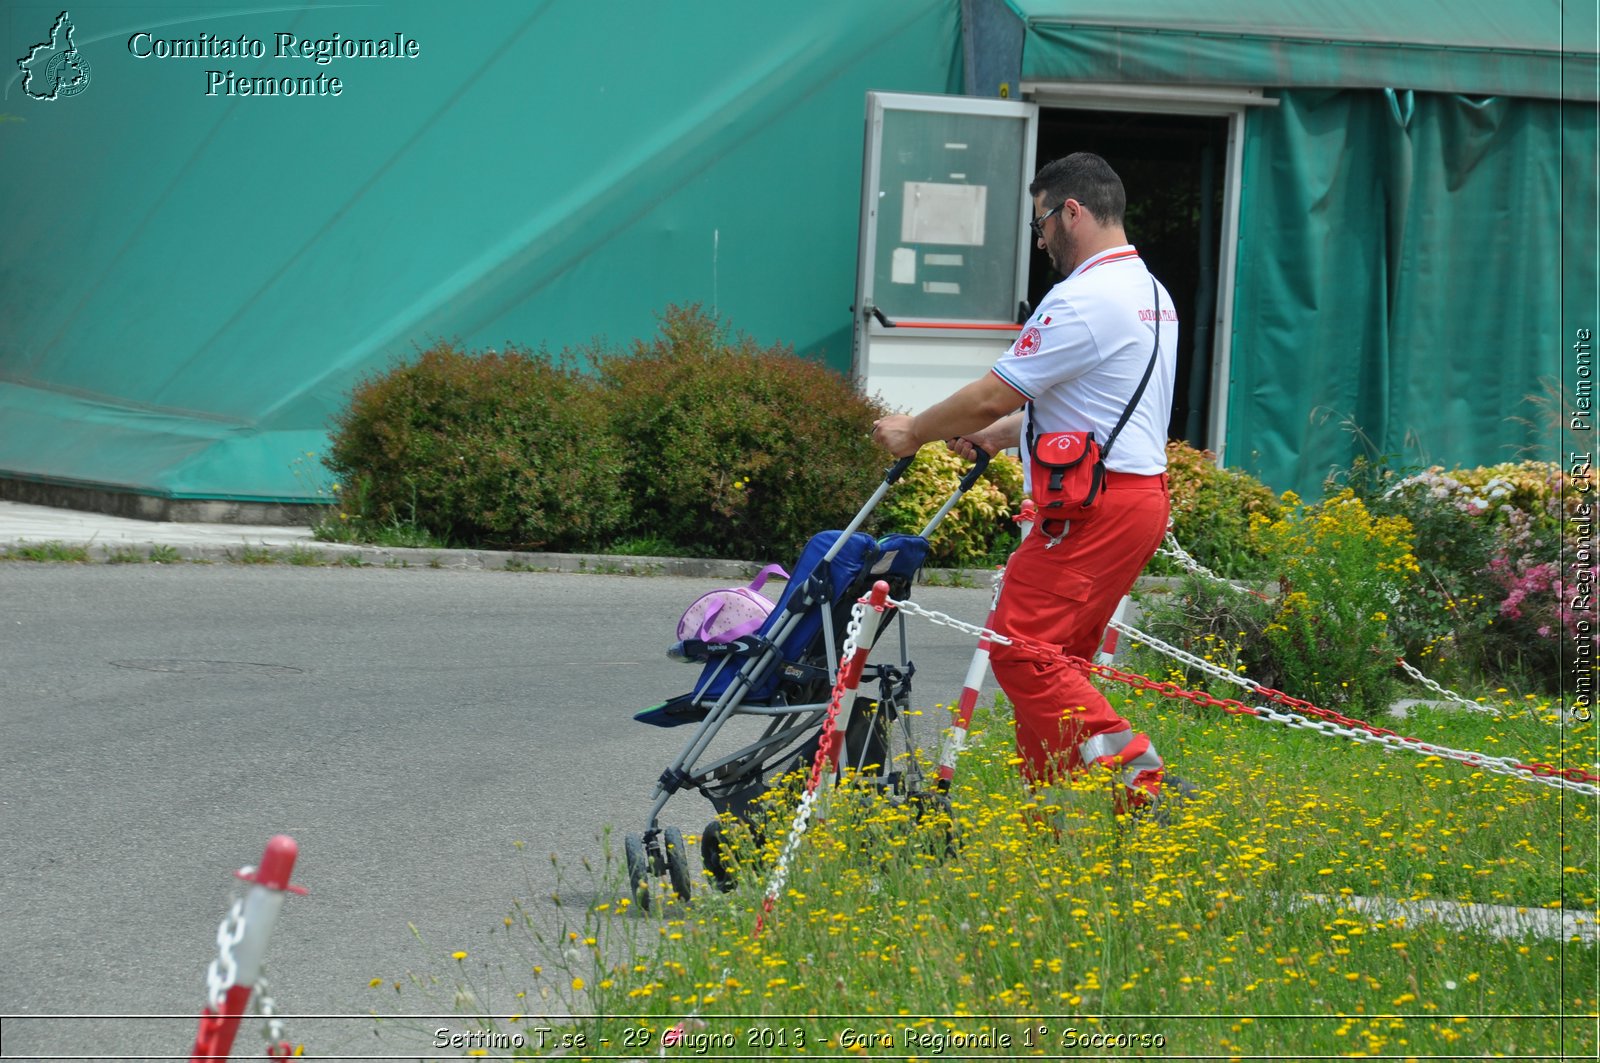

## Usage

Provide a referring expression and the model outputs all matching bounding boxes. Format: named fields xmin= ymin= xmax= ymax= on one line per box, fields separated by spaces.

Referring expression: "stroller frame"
xmin=626 ymin=450 xmax=992 ymax=908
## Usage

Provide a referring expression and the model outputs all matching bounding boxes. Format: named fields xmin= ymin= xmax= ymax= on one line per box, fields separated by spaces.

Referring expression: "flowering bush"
xmin=1355 ymin=459 xmax=1582 ymax=691
xmin=1162 ymin=441 xmax=1280 ymax=578
xmin=874 ymin=447 xmax=1024 ymax=568
xmin=1250 ymin=489 xmax=1419 ymax=716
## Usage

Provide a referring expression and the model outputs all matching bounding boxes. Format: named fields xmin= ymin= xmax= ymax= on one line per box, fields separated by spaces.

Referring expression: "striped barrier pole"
xmin=755 ymin=582 xmax=891 ymax=935
xmin=817 ymin=580 xmax=894 ymax=795
xmin=1095 ymin=595 xmax=1132 ymax=665
xmin=936 ymin=569 xmax=1004 ymax=793
xmin=190 ymin=835 xmax=306 ymax=1062
xmin=935 ymin=500 xmax=1034 ymax=792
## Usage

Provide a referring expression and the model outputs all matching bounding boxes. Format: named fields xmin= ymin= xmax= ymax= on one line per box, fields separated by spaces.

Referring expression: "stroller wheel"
xmin=701 ymin=819 xmax=737 ymax=893
xmin=661 ymin=827 xmax=693 ymax=903
xmin=623 ymin=833 xmax=652 ymax=912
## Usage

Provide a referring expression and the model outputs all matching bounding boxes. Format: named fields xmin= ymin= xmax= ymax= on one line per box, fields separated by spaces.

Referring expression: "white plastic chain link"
xmin=1156 ymin=531 xmax=1245 ymax=587
xmin=1394 ymin=656 xmax=1497 ymax=712
xmin=885 ymin=594 xmax=1600 ymax=798
xmin=255 ymin=976 xmax=289 ymax=1052
xmin=1242 ymin=700 xmax=1591 ymax=793
xmin=205 ymin=899 xmax=247 ymax=1008
xmin=763 ymin=601 xmax=866 ymax=906
xmin=1156 ymin=532 xmax=1523 ymax=721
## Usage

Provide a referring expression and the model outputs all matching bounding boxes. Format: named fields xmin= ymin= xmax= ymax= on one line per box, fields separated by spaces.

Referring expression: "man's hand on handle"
xmin=870 ymin=414 xmax=921 ymax=459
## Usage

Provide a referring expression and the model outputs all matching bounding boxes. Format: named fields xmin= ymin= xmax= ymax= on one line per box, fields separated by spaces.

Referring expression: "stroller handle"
xmin=883 ymin=455 xmax=916 ymax=485
xmin=883 ymin=445 xmax=990 ymax=488
xmin=957 ymin=446 xmax=992 ymax=491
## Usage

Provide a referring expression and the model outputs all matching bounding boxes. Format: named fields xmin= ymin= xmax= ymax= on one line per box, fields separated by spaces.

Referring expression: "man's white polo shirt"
xmin=992 ymin=245 xmax=1178 ymax=478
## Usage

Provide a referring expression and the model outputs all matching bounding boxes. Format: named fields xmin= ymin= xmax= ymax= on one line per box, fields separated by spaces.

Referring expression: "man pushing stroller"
xmin=872 ymin=152 xmax=1192 ymax=820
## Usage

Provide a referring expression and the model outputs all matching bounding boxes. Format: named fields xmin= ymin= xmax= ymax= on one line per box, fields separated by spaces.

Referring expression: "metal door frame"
xmin=851 ymin=91 xmax=1040 ymax=393
xmin=1020 ymin=81 xmax=1278 ymax=463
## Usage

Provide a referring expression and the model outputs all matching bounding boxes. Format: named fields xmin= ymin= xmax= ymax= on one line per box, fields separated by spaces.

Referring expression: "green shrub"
xmin=874 ymin=446 xmax=1024 ymax=567
xmin=1345 ymin=457 xmax=1574 ymax=692
xmin=1127 ymin=574 xmax=1282 ymax=698
xmin=1163 ymin=441 xmax=1280 ymax=578
xmin=600 ymin=305 xmax=887 ymax=560
xmin=324 ymin=341 xmax=627 ymax=549
xmin=1251 ymin=489 xmax=1417 ymax=716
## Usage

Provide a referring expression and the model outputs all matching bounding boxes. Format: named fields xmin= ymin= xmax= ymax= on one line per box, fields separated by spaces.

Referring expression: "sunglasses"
xmin=1030 ymin=202 xmax=1068 ymax=240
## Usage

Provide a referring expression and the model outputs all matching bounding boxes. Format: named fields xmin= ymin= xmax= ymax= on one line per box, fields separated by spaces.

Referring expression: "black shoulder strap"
xmin=1100 ymin=276 xmax=1163 ymax=461
xmin=1024 ymin=276 xmax=1164 ymax=459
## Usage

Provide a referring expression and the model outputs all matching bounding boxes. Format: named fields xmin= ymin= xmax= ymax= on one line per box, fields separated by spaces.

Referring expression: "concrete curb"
xmin=1292 ymin=892 xmax=1599 ymax=944
xmin=0 ymin=533 xmax=1018 ymax=586
xmin=0 ymin=475 xmax=319 ymax=526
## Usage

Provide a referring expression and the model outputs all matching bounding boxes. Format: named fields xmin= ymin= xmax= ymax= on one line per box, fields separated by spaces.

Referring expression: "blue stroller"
xmin=627 ymin=451 xmax=992 ymax=908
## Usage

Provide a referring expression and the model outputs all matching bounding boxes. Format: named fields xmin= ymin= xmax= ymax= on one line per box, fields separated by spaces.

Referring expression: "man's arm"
xmin=951 ymin=410 xmax=1024 ymax=460
xmin=871 ymin=372 xmax=1027 ymax=458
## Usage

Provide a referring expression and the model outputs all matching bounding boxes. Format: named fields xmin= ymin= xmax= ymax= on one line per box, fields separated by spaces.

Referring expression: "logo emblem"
xmin=18 ymin=11 xmax=91 ymax=101
xmin=1014 ymin=327 xmax=1042 ymax=357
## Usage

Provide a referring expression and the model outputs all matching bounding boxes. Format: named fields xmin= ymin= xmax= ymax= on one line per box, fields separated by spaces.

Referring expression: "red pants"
xmin=989 ymin=473 xmax=1170 ymax=800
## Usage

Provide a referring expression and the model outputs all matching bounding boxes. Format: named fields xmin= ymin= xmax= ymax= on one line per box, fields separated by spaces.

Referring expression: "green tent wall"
xmin=1230 ymin=89 xmax=1595 ymax=490
xmin=3 ymin=0 xmax=1595 ymax=505
xmin=1007 ymin=0 xmax=1598 ymax=493
xmin=0 ymin=0 xmax=960 ymax=502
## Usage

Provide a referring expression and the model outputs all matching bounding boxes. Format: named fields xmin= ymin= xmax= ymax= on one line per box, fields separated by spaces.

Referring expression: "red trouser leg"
xmin=989 ymin=483 xmax=1170 ymax=800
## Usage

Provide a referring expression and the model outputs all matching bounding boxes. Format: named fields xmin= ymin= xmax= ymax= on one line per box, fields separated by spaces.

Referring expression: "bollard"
xmin=1095 ymin=595 xmax=1132 ymax=665
xmin=190 ymin=835 xmax=306 ymax=1062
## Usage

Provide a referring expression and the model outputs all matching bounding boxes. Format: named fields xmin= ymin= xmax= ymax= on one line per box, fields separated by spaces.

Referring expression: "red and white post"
xmin=819 ymin=579 xmax=894 ymax=791
xmin=755 ymin=581 xmax=892 ymax=935
xmin=190 ymin=834 xmax=306 ymax=1062
xmin=1095 ymin=595 xmax=1132 ymax=665
xmin=935 ymin=500 xmax=1035 ymax=791
xmin=936 ymin=572 xmax=1006 ymax=793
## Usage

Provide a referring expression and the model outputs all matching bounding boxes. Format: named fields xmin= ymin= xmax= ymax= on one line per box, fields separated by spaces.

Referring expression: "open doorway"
xmin=1028 ymin=109 xmax=1228 ymax=449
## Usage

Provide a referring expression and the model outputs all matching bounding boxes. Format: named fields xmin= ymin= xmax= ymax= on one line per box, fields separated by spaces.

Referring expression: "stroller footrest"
xmin=634 ymin=693 xmax=711 ymax=728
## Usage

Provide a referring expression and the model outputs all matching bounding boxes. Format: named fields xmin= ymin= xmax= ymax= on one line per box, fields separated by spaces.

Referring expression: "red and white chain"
xmin=1157 ymin=532 xmax=1518 ymax=720
xmin=885 ymin=595 xmax=1600 ymax=798
xmin=757 ymin=600 xmax=867 ymax=928
xmin=255 ymin=978 xmax=294 ymax=1058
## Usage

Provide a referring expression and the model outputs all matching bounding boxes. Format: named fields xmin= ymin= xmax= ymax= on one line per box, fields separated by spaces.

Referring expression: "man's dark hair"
xmin=1029 ymin=153 xmax=1126 ymax=227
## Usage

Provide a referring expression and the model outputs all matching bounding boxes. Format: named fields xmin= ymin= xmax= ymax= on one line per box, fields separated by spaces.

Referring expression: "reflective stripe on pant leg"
xmin=1079 ymin=727 xmax=1134 ymax=765
xmin=1079 ymin=727 xmax=1164 ymax=794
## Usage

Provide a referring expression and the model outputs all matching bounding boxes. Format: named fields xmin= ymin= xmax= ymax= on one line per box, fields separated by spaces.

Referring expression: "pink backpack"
xmin=676 ymin=564 xmax=789 ymax=644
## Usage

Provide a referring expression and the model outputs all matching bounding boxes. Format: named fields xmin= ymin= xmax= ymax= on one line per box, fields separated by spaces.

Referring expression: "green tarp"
xmin=0 ymin=0 xmax=960 ymax=501
xmin=1010 ymin=0 xmax=1598 ymax=101
xmin=5 ymin=0 xmax=1596 ymax=504
xmin=1231 ymin=89 xmax=1595 ymax=491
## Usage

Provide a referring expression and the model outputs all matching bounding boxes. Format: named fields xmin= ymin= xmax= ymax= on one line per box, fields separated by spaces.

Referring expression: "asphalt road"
xmin=0 ymin=562 xmax=998 ymax=1060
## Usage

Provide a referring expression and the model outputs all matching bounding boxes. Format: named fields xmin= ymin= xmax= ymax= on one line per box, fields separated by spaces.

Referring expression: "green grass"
xmin=2 ymin=540 xmax=91 ymax=562
xmin=311 ymin=512 xmax=448 ymax=549
xmin=377 ymin=687 xmax=1596 ymax=1059
xmin=604 ymin=535 xmax=701 ymax=558
xmin=148 ymin=544 xmax=181 ymax=564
